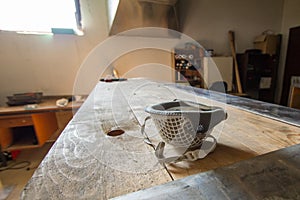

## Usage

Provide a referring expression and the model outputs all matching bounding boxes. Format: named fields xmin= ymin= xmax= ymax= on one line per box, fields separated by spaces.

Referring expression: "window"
xmin=0 ymin=0 xmax=83 ymax=35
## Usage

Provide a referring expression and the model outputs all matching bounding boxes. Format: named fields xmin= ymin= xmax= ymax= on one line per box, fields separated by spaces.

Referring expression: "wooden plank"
xmin=115 ymin=79 xmax=300 ymax=179
xmin=112 ymin=143 xmax=300 ymax=200
xmin=21 ymin=79 xmax=300 ymax=199
xmin=228 ymin=30 xmax=243 ymax=94
xmin=21 ymin=81 xmax=172 ymax=199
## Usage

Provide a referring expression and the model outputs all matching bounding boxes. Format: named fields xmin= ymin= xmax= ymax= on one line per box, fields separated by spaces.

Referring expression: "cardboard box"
xmin=254 ymin=34 xmax=281 ymax=55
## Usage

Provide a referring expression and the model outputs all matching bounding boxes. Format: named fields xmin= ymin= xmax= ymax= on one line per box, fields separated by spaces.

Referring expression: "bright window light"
xmin=0 ymin=0 xmax=83 ymax=35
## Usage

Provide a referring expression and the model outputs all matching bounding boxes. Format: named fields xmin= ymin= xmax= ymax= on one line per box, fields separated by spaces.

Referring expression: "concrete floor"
xmin=0 ymin=143 xmax=53 ymax=200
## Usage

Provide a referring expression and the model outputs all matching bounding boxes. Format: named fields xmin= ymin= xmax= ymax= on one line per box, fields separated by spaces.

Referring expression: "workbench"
xmin=0 ymin=98 xmax=82 ymax=152
xmin=21 ymin=79 xmax=300 ymax=199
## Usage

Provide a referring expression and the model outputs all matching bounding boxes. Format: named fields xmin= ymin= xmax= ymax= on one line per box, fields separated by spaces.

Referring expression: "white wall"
xmin=112 ymin=49 xmax=173 ymax=82
xmin=276 ymin=0 xmax=300 ymax=103
xmin=0 ymin=1 xmax=178 ymax=105
xmin=0 ymin=0 xmax=109 ymax=105
xmin=179 ymin=0 xmax=284 ymax=55
xmin=73 ymin=34 xmax=182 ymax=95
xmin=0 ymin=0 xmax=291 ymax=105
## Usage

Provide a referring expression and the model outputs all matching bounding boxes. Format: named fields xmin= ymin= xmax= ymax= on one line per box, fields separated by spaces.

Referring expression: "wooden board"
xmin=113 ymin=143 xmax=300 ymax=200
xmin=21 ymin=81 xmax=172 ymax=199
xmin=21 ymin=79 xmax=300 ymax=199
xmin=112 ymin=79 xmax=300 ymax=179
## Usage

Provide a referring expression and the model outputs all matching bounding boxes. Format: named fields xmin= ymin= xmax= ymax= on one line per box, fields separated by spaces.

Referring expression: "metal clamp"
xmin=154 ymin=135 xmax=217 ymax=164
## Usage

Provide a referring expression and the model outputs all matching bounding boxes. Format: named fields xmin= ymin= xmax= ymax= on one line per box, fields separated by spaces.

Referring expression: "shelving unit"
xmin=237 ymin=52 xmax=279 ymax=103
xmin=173 ymin=47 xmax=205 ymax=88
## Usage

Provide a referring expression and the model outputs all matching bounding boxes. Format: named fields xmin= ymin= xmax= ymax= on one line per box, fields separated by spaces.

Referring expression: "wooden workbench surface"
xmin=113 ymin=143 xmax=300 ymax=200
xmin=21 ymin=79 xmax=300 ymax=199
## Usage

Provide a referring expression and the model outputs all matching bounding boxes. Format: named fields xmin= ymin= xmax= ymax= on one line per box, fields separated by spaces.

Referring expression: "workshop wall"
xmin=0 ymin=0 xmax=290 ymax=105
xmin=0 ymin=0 xmax=108 ymax=105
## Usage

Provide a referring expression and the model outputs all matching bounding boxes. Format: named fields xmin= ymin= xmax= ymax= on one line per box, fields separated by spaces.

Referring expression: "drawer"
xmin=0 ymin=115 xmax=33 ymax=128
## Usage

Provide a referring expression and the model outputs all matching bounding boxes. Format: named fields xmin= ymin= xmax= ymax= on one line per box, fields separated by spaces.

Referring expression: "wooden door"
xmin=281 ymin=26 xmax=300 ymax=105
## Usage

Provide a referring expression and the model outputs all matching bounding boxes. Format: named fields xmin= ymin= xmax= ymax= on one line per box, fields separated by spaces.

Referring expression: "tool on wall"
xmin=228 ymin=30 xmax=243 ymax=94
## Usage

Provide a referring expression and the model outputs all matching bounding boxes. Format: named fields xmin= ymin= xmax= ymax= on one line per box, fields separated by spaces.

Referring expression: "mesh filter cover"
xmin=145 ymin=100 xmax=225 ymax=149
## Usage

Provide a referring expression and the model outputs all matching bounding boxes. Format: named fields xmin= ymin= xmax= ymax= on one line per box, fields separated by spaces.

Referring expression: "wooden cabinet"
xmin=0 ymin=97 xmax=82 ymax=151
xmin=173 ymin=47 xmax=233 ymax=92
xmin=237 ymin=51 xmax=279 ymax=103
xmin=0 ymin=112 xmax=58 ymax=150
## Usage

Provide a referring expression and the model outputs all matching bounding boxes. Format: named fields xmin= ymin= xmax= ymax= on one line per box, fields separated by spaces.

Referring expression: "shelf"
xmin=173 ymin=47 xmax=205 ymax=88
xmin=5 ymin=126 xmax=39 ymax=151
xmin=237 ymin=53 xmax=278 ymax=103
xmin=6 ymin=144 xmax=39 ymax=151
